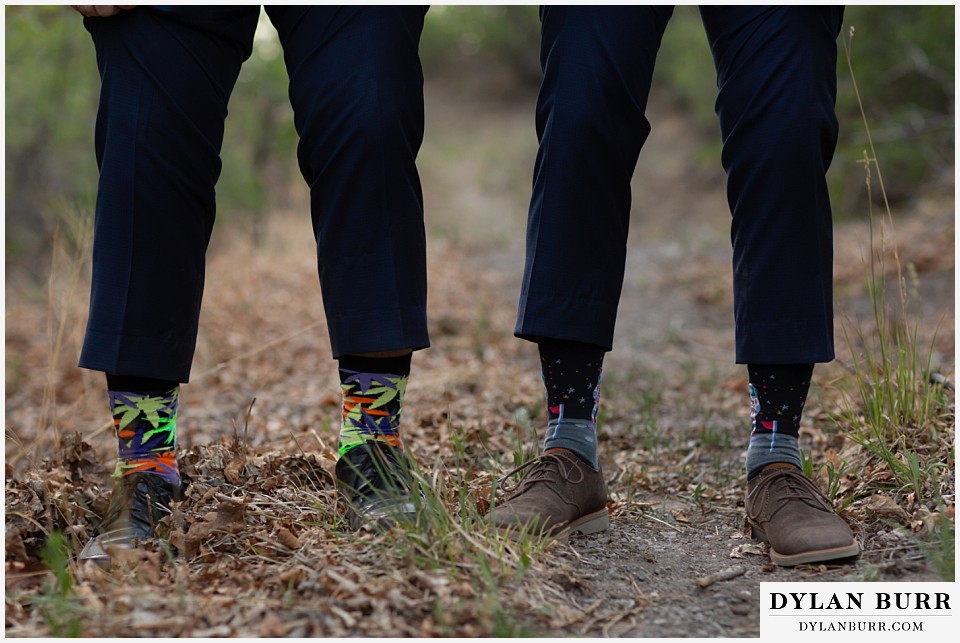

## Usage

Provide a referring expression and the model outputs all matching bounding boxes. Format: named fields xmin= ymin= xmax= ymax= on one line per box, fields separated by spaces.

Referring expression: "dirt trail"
xmin=4 ymin=77 xmax=953 ymax=637
xmin=420 ymin=79 xmax=954 ymax=636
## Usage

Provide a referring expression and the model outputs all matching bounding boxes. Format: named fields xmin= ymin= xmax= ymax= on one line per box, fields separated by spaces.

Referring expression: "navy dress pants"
xmin=515 ymin=6 xmax=844 ymax=364
xmin=79 ymin=6 xmax=429 ymax=383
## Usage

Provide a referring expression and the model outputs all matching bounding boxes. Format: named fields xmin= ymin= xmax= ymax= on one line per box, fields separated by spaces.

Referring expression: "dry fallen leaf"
xmin=213 ymin=498 xmax=248 ymax=531
xmin=5 ymin=530 xmax=29 ymax=563
xmin=730 ymin=543 xmax=767 ymax=559
xmin=224 ymin=454 xmax=247 ymax=485
xmin=279 ymin=567 xmax=304 ymax=587
xmin=277 ymin=527 xmax=301 ymax=550
xmin=865 ymin=494 xmax=910 ymax=520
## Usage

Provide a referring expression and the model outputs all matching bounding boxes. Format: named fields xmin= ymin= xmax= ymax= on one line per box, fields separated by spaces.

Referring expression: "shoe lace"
xmin=747 ymin=468 xmax=833 ymax=521
xmin=498 ymin=452 xmax=585 ymax=498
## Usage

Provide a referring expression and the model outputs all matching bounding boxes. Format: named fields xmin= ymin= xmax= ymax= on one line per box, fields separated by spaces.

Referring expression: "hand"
xmin=70 ymin=5 xmax=135 ymax=18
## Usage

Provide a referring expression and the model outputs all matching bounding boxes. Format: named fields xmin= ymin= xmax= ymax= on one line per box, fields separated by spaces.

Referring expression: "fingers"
xmin=70 ymin=5 xmax=135 ymax=18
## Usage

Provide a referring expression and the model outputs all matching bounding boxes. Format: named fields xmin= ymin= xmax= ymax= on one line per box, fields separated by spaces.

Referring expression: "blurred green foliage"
xmin=4 ymin=6 xmax=299 ymax=275
xmin=834 ymin=6 xmax=954 ymax=211
xmin=650 ymin=6 xmax=955 ymax=215
xmin=219 ymin=16 xmax=299 ymax=230
xmin=420 ymin=5 xmax=541 ymax=82
xmin=5 ymin=6 xmax=953 ymax=277
xmin=5 ymin=6 xmax=100 ymax=269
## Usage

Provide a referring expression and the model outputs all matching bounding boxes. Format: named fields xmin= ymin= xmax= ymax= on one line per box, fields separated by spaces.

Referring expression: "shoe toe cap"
xmin=776 ymin=521 xmax=858 ymax=556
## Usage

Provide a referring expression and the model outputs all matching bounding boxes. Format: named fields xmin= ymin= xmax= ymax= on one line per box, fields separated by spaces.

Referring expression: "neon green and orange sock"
xmin=106 ymin=374 xmax=181 ymax=485
xmin=337 ymin=354 xmax=411 ymax=457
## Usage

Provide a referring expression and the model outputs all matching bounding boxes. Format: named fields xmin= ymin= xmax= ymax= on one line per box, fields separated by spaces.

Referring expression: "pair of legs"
xmin=495 ymin=6 xmax=859 ymax=565
xmin=78 ymin=6 xmax=430 ymax=560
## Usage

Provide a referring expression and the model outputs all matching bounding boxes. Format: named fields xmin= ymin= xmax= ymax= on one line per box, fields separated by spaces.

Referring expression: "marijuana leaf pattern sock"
xmin=745 ymin=363 xmax=813 ymax=480
xmin=338 ymin=354 xmax=411 ymax=457
xmin=538 ymin=339 xmax=605 ymax=470
xmin=106 ymin=375 xmax=181 ymax=485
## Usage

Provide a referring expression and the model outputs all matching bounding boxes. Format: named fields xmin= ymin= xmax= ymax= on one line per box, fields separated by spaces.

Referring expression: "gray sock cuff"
xmin=543 ymin=418 xmax=599 ymax=469
xmin=746 ymin=433 xmax=802 ymax=478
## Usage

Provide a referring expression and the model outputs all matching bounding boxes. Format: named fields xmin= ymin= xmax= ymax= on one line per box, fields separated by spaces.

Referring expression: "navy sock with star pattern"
xmin=745 ymin=363 xmax=813 ymax=480
xmin=537 ymin=339 xmax=605 ymax=469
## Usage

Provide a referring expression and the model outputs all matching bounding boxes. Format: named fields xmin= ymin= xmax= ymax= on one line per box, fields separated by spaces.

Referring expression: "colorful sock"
xmin=106 ymin=374 xmax=181 ymax=486
xmin=538 ymin=339 xmax=605 ymax=469
xmin=745 ymin=363 xmax=813 ymax=480
xmin=338 ymin=354 xmax=411 ymax=457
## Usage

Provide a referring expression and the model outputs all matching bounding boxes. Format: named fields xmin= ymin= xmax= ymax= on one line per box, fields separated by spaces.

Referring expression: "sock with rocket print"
xmin=745 ymin=363 xmax=813 ymax=479
xmin=538 ymin=339 xmax=605 ymax=470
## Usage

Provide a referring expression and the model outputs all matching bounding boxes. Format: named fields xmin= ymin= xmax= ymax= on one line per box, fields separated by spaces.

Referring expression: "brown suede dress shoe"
xmin=746 ymin=466 xmax=861 ymax=566
xmin=490 ymin=450 xmax=609 ymax=541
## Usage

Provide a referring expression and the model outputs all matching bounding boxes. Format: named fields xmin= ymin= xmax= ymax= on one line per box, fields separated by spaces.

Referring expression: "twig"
xmin=242 ymin=397 xmax=255 ymax=455
xmin=329 ymin=605 xmax=357 ymax=628
xmin=642 ymin=513 xmax=684 ymax=533
xmin=325 ymin=567 xmax=362 ymax=597
xmin=214 ymin=493 xmax=246 ymax=505
xmin=558 ymin=598 xmax=603 ymax=629
xmin=694 ymin=564 xmax=747 ymax=588
xmin=601 ymin=604 xmax=643 ymax=638
xmin=310 ymin=429 xmax=330 ymax=452
xmin=86 ymin=418 xmax=117 ymax=441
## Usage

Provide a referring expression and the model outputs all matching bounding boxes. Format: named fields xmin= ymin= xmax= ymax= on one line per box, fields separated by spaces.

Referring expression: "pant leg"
xmin=699 ymin=7 xmax=844 ymax=364
xmin=515 ymin=6 xmax=674 ymax=350
xmin=267 ymin=7 xmax=430 ymax=358
xmin=78 ymin=6 xmax=260 ymax=382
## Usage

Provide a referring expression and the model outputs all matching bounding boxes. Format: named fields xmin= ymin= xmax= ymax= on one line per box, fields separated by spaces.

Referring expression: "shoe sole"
xmin=77 ymin=527 xmax=148 ymax=568
xmin=562 ymin=508 xmax=610 ymax=539
xmin=497 ymin=507 xmax=610 ymax=542
xmin=768 ymin=542 xmax=862 ymax=567
xmin=750 ymin=522 xmax=862 ymax=566
xmin=337 ymin=475 xmax=420 ymax=532
xmin=346 ymin=500 xmax=418 ymax=532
